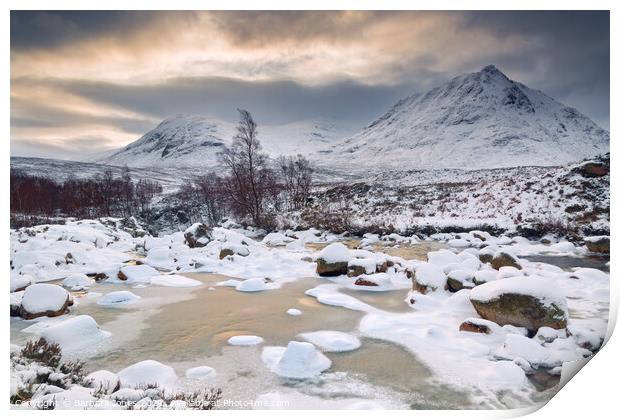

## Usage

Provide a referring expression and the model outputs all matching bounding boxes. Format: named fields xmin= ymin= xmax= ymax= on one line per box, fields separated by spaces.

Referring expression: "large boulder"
xmin=584 ymin=236 xmax=610 ymax=254
xmin=469 ymin=276 xmax=567 ymax=334
xmin=316 ymin=243 xmax=351 ymax=277
xmin=490 ymin=251 xmax=522 ymax=270
xmin=184 ymin=223 xmax=213 ymax=248
xmin=19 ymin=284 xmax=71 ymax=319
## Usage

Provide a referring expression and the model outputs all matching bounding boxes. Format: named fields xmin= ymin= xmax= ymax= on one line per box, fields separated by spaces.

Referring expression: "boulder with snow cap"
xmin=410 ymin=263 xmax=447 ymax=294
xmin=478 ymin=248 xmax=495 ymax=264
xmin=10 ymin=274 xmax=33 ymax=292
xmin=184 ymin=223 xmax=213 ymax=248
xmin=219 ymin=244 xmax=250 ymax=259
xmin=316 ymin=243 xmax=351 ymax=276
xmin=19 ymin=283 xmax=71 ymax=319
xmin=446 ymin=269 xmax=475 ymax=292
xmin=473 ymin=269 xmax=498 ymax=285
xmin=490 ymin=251 xmax=522 ymax=270
xmin=584 ymin=236 xmax=609 ymax=254
xmin=459 ymin=318 xmax=499 ymax=334
xmin=62 ymin=273 xmax=95 ymax=291
xmin=469 ymin=276 xmax=567 ymax=334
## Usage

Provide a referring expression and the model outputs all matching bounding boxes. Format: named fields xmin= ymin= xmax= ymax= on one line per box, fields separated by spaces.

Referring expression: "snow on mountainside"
xmin=318 ymin=65 xmax=609 ymax=170
xmin=97 ymin=114 xmax=352 ymax=168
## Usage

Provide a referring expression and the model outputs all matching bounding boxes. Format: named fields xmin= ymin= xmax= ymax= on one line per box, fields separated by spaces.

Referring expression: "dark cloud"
xmin=46 ymin=76 xmax=412 ymax=127
xmin=10 ymin=10 xmax=610 ymax=160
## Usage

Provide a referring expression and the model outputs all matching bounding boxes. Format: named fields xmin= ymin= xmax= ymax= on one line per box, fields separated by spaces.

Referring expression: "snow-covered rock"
xmin=85 ymin=370 xmax=121 ymax=394
xmin=118 ymin=360 xmax=178 ymax=390
xmin=316 ymin=243 xmax=351 ymax=276
xmin=262 ymin=341 xmax=331 ymax=379
xmin=19 ymin=283 xmax=71 ymax=319
xmin=411 ymin=263 xmax=447 ymax=293
xmin=117 ymin=265 xmax=159 ymax=283
xmin=41 ymin=315 xmax=111 ymax=352
xmin=469 ymin=276 xmax=568 ymax=332
xmin=10 ymin=274 xmax=33 ymax=292
xmin=235 ymin=277 xmax=273 ymax=292
xmin=287 ymin=308 xmax=303 ymax=316
xmin=61 ymin=273 xmax=94 ymax=291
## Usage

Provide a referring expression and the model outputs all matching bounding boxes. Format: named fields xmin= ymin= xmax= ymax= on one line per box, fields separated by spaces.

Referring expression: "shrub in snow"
xmin=584 ymin=236 xmax=610 ymax=254
xmin=97 ymin=291 xmax=141 ymax=306
xmin=20 ymin=283 xmax=71 ymax=320
xmin=62 ymin=273 xmax=95 ymax=291
xmin=41 ymin=315 xmax=111 ymax=353
xmin=298 ymin=331 xmax=361 ymax=352
xmin=10 ymin=274 xmax=33 ymax=292
xmin=118 ymin=360 xmax=178 ymax=390
xmin=262 ymin=341 xmax=331 ymax=379
xmin=411 ymin=263 xmax=446 ymax=294
xmin=227 ymin=335 xmax=264 ymax=346
xmin=469 ymin=276 xmax=568 ymax=333
xmin=85 ymin=370 xmax=120 ymax=394
xmin=316 ymin=243 xmax=351 ymax=276
xmin=219 ymin=244 xmax=250 ymax=259
xmin=446 ymin=269 xmax=475 ymax=292
xmin=184 ymin=223 xmax=213 ymax=248
xmin=490 ymin=251 xmax=522 ymax=270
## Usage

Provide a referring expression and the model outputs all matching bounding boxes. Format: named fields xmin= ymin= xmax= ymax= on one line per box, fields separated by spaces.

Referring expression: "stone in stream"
xmin=19 ymin=284 xmax=73 ymax=320
xmin=490 ymin=251 xmax=522 ymax=270
xmin=584 ymin=236 xmax=610 ymax=254
xmin=469 ymin=277 xmax=567 ymax=334
xmin=316 ymin=243 xmax=351 ymax=277
xmin=184 ymin=223 xmax=213 ymax=248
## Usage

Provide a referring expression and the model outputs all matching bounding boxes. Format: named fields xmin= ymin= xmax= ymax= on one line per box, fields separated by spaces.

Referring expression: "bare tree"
xmin=220 ymin=109 xmax=274 ymax=226
xmin=278 ymin=154 xmax=314 ymax=210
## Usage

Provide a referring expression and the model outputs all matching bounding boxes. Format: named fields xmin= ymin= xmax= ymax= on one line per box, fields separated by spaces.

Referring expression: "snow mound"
xmin=62 ymin=273 xmax=94 ymax=291
xmin=227 ymin=335 xmax=264 ymax=346
xmin=97 ymin=291 xmax=141 ymax=306
xmin=118 ymin=360 xmax=178 ymax=390
xmin=318 ymin=243 xmax=351 ymax=263
xmin=119 ymin=265 xmax=159 ymax=283
xmin=427 ymin=249 xmax=461 ymax=269
xmin=41 ymin=315 xmax=111 ymax=353
xmin=150 ymin=274 xmax=201 ymax=288
xmin=21 ymin=284 xmax=69 ymax=315
xmin=235 ymin=277 xmax=273 ymax=292
xmin=298 ymin=331 xmax=361 ymax=352
xmin=414 ymin=263 xmax=447 ymax=290
xmin=262 ymin=341 xmax=331 ymax=379
xmin=287 ymin=308 xmax=303 ymax=316
xmin=10 ymin=274 xmax=33 ymax=292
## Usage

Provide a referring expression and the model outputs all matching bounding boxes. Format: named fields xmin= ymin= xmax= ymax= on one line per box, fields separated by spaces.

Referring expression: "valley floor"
xmin=9 ymin=218 xmax=610 ymax=410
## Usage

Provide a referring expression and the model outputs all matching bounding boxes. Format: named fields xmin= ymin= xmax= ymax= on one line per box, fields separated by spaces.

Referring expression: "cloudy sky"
xmin=10 ymin=10 xmax=609 ymax=160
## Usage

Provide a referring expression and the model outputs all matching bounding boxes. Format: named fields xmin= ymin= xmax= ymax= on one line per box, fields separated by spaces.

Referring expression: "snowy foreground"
xmin=10 ymin=219 xmax=610 ymax=409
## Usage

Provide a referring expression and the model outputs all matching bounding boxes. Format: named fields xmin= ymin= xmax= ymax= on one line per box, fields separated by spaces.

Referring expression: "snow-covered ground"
xmin=10 ymin=218 xmax=610 ymax=409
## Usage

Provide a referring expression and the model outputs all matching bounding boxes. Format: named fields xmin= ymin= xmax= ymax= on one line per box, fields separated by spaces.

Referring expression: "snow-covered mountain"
xmin=97 ymin=114 xmax=353 ymax=168
xmin=318 ymin=65 xmax=609 ymax=170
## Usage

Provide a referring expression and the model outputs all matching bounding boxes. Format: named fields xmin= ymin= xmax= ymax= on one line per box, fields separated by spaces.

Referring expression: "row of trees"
xmin=11 ymin=109 xmax=314 ymax=228
xmin=10 ymin=168 xmax=162 ymax=219
xmin=174 ymin=109 xmax=314 ymax=227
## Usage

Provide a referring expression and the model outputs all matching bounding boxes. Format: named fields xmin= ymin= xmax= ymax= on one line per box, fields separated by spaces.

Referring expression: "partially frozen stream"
xmin=9 ymin=239 xmax=609 ymax=409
